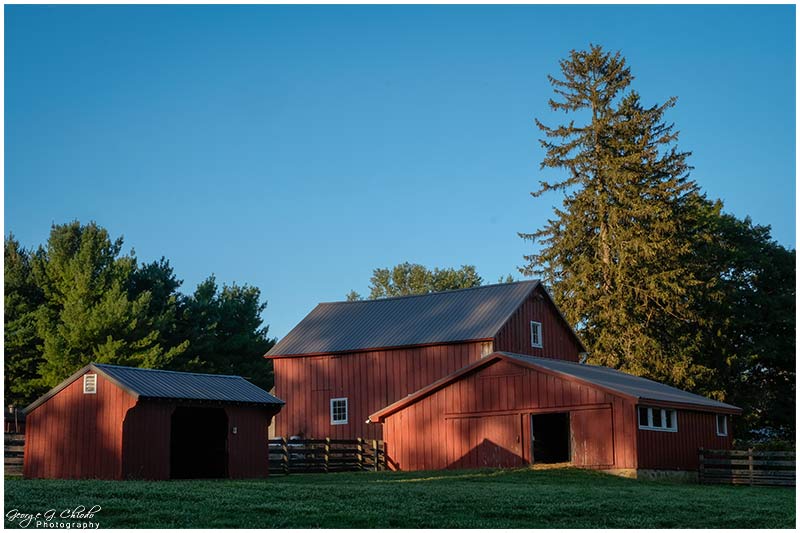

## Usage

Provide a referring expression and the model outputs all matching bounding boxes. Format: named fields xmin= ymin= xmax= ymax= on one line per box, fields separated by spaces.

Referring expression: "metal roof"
xmin=25 ymin=363 xmax=284 ymax=414
xmin=499 ymin=353 xmax=740 ymax=412
xmin=369 ymin=352 xmax=740 ymax=422
xmin=267 ymin=280 xmax=543 ymax=357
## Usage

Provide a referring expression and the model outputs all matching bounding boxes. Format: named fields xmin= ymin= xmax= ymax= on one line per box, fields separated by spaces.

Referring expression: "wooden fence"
xmin=269 ymin=438 xmax=386 ymax=474
xmin=5 ymin=433 xmax=24 ymax=476
xmin=699 ymin=448 xmax=795 ymax=486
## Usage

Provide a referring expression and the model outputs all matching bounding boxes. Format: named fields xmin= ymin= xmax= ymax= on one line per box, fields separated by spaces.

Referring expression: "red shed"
xmin=368 ymin=352 xmax=741 ymax=478
xmin=23 ymin=363 xmax=284 ymax=480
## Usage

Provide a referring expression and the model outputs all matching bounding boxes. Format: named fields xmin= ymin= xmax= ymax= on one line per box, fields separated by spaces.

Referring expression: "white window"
xmin=638 ymin=406 xmax=677 ymax=432
xmin=330 ymin=398 xmax=348 ymax=425
xmin=530 ymin=321 xmax=543 ymax=348
xmin=83 ymin=374 xmax=97 ymax=394
xmin=716 ymin=414 xmax=728 ymax=436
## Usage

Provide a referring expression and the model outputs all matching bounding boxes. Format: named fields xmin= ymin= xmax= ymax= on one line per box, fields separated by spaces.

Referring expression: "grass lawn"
xmin=4 ymin=468 xmax=795 ymax=528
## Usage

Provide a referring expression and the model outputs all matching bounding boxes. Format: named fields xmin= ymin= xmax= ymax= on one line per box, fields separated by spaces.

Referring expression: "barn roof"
xmin=25 ymin=363 xmax=284 ymax=414
xmin=368 ymin=352 xmax=741 ymax=422
xmin=266 ymin=280 xmax=584 ymax=357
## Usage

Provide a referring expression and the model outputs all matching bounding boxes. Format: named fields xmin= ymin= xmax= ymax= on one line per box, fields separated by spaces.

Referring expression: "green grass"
xmin=4 ymin=468 xmax=795 ymax=528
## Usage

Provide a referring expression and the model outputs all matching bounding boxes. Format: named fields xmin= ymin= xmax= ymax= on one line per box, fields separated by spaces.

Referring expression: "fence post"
xmin=698 ymin=448 xmax=704 ymax=484
xmin=280 ymin=437 xmax=289 ymax=475
xmin=748 ymin=447 xmax=754 ymax=486
xmin=372 ymin=439 xmax=379 ymax=472
xmin=324 ymin=438 xmax=331 ymax=473
xmin=357 ymin=438 xmax=364 ymax=470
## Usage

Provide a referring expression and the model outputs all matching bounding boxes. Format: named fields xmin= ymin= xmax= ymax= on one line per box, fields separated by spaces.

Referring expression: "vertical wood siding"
xmin=493 ymin=287 xmax=582 ymax=361
xmin=272 ymin=341 xmax=488 ymax=440
xmin=121 ymin=401 xmax=173 ymax=479
xmin=381 ymin=359 xmax=639 ymax=471
xmin=226 ymin=406 xmax=278 ymax=478
xmin=24 ymin=371 xmax=137 ymax=480
xmin=636 ymin=409 xmax=733 ymax=470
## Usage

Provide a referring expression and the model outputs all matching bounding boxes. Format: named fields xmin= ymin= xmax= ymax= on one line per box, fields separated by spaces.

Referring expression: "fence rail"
xmin=269 ymin=437 xmax=386 ymax=474
xmin=5 ymin=433 xmax=24 ymax=476
xmin=699 ymin=448 xmax=795 ymax=487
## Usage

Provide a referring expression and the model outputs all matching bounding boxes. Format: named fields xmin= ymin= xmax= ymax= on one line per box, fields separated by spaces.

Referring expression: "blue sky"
xmin=5 ymin=5 xmax=796 ymax=339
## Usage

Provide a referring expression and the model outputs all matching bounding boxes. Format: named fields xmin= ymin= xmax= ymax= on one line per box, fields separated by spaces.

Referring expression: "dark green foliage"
xmin=521 ymin=45 xmax=795 ymax=438
xmin=170 ymin=276 xmax=275 ymax=391
xmin=350 ymin=262 xmax=483 ymax=300
xmin=4 ymin=469 xmax=795 ymax=528
xmin=3 ymin=221 xmax=275 ymax=406
xmin=4 ymin=235 xmax=46 ymax=406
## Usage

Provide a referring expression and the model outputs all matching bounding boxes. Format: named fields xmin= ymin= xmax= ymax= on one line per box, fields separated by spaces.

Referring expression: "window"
xmin=83 ymin=374 xmax=97 ymax=394
xmin=330 ymin=398 xmax=348 ymax=425
xmin=716 ymin=414 xmax=728 ymax=436
xmin=530 ymin=321 xmax=543 ymax=348
xmin=637 ymin=406 xmax=677 ymax=432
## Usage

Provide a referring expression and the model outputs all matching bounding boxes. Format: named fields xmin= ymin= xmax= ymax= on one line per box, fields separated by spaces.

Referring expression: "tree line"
xmin=5 ymin=221 xmax=275 ymax=407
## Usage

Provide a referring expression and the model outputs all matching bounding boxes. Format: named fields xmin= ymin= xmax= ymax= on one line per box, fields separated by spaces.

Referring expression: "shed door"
xmin=446 ymin=414 xmax=523 ymax=469
xmin=570 ymin=407 xmax=614 ymax=467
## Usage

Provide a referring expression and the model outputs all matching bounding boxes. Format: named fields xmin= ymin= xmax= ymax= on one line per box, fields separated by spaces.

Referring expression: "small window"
xmin=83 ymin=374 xmax=97 ymax=394
xmin=330 ymin=398 xmax=348 ymax=425
xmin=716 ymin=414 xmax=728 ymax=436
xmin=530 ymin=321 xmax=543 ymax=348
xmin=638 ymin=406 xmax=677 ymax=432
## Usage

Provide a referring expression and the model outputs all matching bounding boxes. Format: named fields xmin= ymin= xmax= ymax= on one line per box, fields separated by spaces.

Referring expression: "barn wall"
xmin=272 ymin=341 xmax=489 ymax=440
xmin=121 ymin=401 xmax=173 ymax=480
xmin=24 ymin=371 xmax=137 ymax=480
xmin=636 ymin=409 xmax=733 ymax=470
xmin=493 ymin=286 xmax=582 ymax=361
xmin=382 ymin=359 xmax=638 ymax=471
xmin=226 ymin=406 xmax=279 ymax=478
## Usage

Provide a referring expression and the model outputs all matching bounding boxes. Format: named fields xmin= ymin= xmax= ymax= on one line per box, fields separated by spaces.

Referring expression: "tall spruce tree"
xmin=520 ymin=45 xmax=716 ymax=390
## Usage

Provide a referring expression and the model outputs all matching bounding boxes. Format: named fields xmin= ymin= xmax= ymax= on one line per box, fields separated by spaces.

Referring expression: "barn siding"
xmin=636 ymin=409 xmax=732 ymax=470
xmin=226 ymin=406 xmax=278 ymax=478
xmin=382 ymin=359 xmax=639 ymax=471
xmin=24 ymin=371 xmax=137 ymax=480
xmin=493 ymin=286 xmax=582 ymax=361
xmin=121 ymin=401 xmax=173 ymax=479
xmin=272 ymin=341 xmax=488 ymax=440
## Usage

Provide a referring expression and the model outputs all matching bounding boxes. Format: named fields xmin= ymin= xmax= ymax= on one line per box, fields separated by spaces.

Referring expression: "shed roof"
xmin=368 ymin=352 xmax=740 ymax=422
xmin=267 ymin=280 xmax=584 ymax=357
xmin=25 ymin=363 xmax=284 ymax=414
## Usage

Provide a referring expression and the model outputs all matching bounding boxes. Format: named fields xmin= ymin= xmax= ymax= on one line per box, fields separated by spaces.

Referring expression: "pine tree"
xmin=520 ymin=45 xmax=715 ymax=389
xmin=30 ymin=221 xmax=186 ymax=387
xmin=4 ymin=235 xmax=47 ymax=405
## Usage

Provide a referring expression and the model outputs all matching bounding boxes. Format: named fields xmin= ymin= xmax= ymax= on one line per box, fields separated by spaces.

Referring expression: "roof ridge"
xmin=319 ymin=279 xmax=540 ymax=305
xmin=93 ymin=363 xmax=243 ymax=380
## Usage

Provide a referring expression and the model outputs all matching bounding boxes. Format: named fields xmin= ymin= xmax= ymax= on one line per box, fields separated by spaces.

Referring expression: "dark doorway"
xmin=530 ymin=413 xmax=570 ymax=464
xmin=170 ymin=407 xmax=228 ymax=479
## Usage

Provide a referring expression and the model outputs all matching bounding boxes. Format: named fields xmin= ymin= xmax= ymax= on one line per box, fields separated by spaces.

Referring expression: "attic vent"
xmin=83 ymin=374 xmax=97 ymax=394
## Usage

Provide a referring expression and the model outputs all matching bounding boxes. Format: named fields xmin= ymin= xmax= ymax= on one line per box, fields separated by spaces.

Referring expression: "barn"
xmin=268 ymin=280 xmax=742 ymax=478
xmin=23 ymin=363 xmax=284 ymax=480
xmin=368 ymin=352 xmax=740 ymax=478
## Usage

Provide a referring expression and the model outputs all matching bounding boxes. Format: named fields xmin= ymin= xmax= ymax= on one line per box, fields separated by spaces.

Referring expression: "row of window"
xmin=638 ymin=406 xmax=728 ymax=437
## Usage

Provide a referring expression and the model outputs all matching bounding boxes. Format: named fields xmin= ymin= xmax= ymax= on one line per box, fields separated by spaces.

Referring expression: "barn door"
xmin=446 ymin=414 xmax=523 ymax=469
xmin=570 ymin=407 xmax=614 ymax=467
xmin=530 ymin=412 xmax=571 ymax=464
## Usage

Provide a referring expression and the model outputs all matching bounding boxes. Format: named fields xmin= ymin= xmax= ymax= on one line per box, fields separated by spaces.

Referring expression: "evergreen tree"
xmin=30 ymin=222 xmax=186 ymax=387
xmin=4 ymin=235 xmax=46 ymax=405
xmin=520 ymin=45 xmax=715 ymax=389
xmin=170 ymin=276 xmax=275 ymax=390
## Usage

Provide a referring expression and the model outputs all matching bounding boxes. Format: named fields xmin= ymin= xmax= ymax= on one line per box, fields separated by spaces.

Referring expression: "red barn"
xmin=24 ymin=363 xmax=284 ymax=480
xmin=267 ymin=280 xmax=741 ymax=478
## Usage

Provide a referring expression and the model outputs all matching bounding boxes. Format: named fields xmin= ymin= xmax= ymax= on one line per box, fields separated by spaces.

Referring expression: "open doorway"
xmin=530 ymin=412 xmax=570 ymax=464
xmin=170 ymin=407 xmax=228 ymax=479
